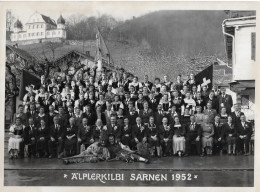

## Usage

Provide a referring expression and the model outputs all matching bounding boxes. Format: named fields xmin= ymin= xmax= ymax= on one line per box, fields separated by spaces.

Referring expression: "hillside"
xmin=15 ymin=10 xmax=229 ymax=81
xmin=111 ymin=10 xmax=228 ymax=58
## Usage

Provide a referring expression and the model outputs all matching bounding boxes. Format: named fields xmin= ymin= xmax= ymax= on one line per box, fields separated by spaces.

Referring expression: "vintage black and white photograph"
xmin=3 ymin=1 xmax=256 ymax=187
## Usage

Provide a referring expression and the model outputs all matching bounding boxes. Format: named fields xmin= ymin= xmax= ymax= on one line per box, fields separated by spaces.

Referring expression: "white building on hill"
xmin=10 ymin=12 xmax=66 ymax=42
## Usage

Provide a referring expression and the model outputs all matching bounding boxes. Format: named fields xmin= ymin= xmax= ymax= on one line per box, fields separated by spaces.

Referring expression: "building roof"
xmin=6 ymin=44 xmax=36 ymax=61
xmin=57 ymin=15 xmax=65 ymax=24
xmin=54 ymin=50 xmax=94 ymax=63
xmin=14 ymin=19 xmax=23 ymax=29
xmin=40 ymin=14 xmax=57 ymax=26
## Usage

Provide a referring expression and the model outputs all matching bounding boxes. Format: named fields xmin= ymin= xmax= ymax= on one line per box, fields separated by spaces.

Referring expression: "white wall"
xmin=233 ymin=26 xmax=256 ymax=81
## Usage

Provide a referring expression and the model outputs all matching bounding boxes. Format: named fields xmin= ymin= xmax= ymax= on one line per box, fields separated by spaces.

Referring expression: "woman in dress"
xmin=172 ymin=116 xmax=186 ymax=157
xmin=194 ymin=106 xmax=204 ymax=125
xmin=160 ymin=93 xmax=171 ymax=113
xmin=64 ymin=118 xmax=77 ymax=157
xmin=8 ymin=117 xmax=24 ymax=159
xmin=129 ymin=76 xmax=142 ymax=92
xmin=95 ymin=93 xmax=107 ymax=113
xmin=12 ymin=104 xmax=27 ymax=125
xmin=222 ymin=116 xmax=237 ymax=155
xmin=135 ymin=92 xmax=146 ymax=111
xmin=111 ymin=95 xmax=124 ymax=113
xmin=36 ymin=119 xmax=49 ymax=158
xmin=201 ymin=115 xmax=214 ymax=156
xmin=220 ymin=107 xmax=229 ymax=125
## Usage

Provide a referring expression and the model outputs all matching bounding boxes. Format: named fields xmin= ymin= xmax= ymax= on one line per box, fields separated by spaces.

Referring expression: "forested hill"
xmin=110 ymin=10 xmax=229 ymax=57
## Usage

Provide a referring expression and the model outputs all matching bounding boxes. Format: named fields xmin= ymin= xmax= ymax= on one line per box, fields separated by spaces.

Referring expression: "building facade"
xmin=222 ymin=15 xmax=256 ymax=120
xmin=10 ymin=12 xmax=66 ymax=42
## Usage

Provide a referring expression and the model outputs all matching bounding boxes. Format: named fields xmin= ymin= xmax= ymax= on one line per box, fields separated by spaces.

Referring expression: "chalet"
xmin=222 ymin=15 xmax=256 ymax=120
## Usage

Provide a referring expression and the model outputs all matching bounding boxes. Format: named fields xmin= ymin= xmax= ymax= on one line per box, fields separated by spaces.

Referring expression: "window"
xmin=53 ymin=31 xmax=56 ymax=35
xmin=251 ymin=32 xmax=256 ymax=61
xmin=47 ymin=32 xmax=49 ymax=36
xmin=41 ymin=32 xmax=43 ymax=36
xmin=32 ymin=25 xmax=34 ymax=29
xmin=19 ymin=34 xmax=21 ymax=38
xmin=23 ymin=34 xmax=26 ymax=38
xmin=58 ymin=31 xmax=60 ymax=34
xmin=28 ymin=25 xmax=30 ymax=29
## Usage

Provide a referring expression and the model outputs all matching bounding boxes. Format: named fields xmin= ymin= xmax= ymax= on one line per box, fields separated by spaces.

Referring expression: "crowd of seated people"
xmin=8 ymin=69 xmax=254 ymax=160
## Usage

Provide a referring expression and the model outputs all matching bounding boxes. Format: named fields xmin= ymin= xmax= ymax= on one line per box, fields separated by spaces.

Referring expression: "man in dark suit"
xmin=236 ymin=114 xmax=252 ymax=155
xmin=154 ymin=104 xmax=167 ymax=126
xmin=126 ymin=101 xmax=139 ymax=126
xmin=158 ymin=117 xmax=173 ymax=156
xmin=21 ymin=117 xmax=37 ymax=158
xmin=26 ymin=104 xmax=38 ymax=125
xmin=48 ymin=116 xmax=64 ymax=158
xmin=184 ymin=115 xmax=202 ymax=156
xmin=107 ymin=115 xmax=122 ymax=142
xmin=148 ymin=92 xmax=159 ymax=112
xmin=47 ymin=105 xmax=58 ymax=127
xmin=218 ymin=87 xmax=233 ymax=114
xmin=230 ymin=104 xmax=244 ymax=126
xmin=83 ymin=105 xmax=96 ymax=126
xmin=77 ymin=118 xmax=93 ymax=154
xmin=57 ymin=106 xmax=69 ymax=128
xmin=131 ymin=117 xmax=147 ymax=150
xmin=212 ymin=115 xmax=225 ymax=155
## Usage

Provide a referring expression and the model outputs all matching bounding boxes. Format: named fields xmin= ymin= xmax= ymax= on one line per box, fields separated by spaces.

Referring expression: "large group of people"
xmin=8 ymin=67 xmax=254 ymax=162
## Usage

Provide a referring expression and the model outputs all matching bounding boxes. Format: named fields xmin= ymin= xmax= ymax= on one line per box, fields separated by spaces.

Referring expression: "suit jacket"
xmin=158 ymin=125 xmax=174 ymax=141
xmin=26 ymin=111 xmax=38 ymax=124
xmin=22 ymin=124 xmax=37 ymax=144
xmin=132 ymin=124 xmax=147 ymax=142
xmin=77 ymin=124 xmax=92 ymax=143
xmin=107 ymin=124 xmax=122 ymax=141
xmin=126 ymin=110 xmax=139 ymax=125
xmin=73 ymin=114 xmax=84 ymax=128
xmin=83 ymin=112 xmax=96 ymax=126
xmin=49 ymin=124 xmax=64 ymax=140
xmin=185 ymin=122 xmax=201 ymax=138
xmin=139 ymin=109 xmax=154 ymax=124
xmin=154 ymin=111 xmax=167 ymax=125
xmin=237 ymin=121 xmax=252 ymax=138
xmin=57 ymin=113 xmax=69 ymax=128
xmin=148 ymin=98 xmax=159 ymax=112
xmin=230 ymin=111 xmax=244 ymax=126
xmin=218 ymin=94 xmax=233 ymax=114
xmin=213 ymin=122 xmax=224 ymax=139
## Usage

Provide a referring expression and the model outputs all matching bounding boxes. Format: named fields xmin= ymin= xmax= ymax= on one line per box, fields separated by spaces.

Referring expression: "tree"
xmin=6 ymin=10 xmax=16 ymax=31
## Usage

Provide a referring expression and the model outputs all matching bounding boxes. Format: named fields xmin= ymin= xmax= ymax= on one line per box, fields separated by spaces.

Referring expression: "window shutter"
xmin=251 ymin=32 xmax=256 ymax=61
